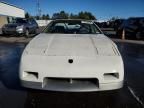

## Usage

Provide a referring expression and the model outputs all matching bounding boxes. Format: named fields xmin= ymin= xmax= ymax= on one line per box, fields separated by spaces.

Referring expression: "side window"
xmin=28 ymin=19 xmax=36 ymax=25
xmin=28 ymin=20 xmax=32 ymax=24
xmin=79 ymin=24 xmax=90 ymax=34
xmin=128 ymin=19 xmax=136 ymax=25
xmin=32 ymin=20 xmax=37 ymax=24
xmin=66 ymin=23 xmax=81 ymax=29
xmin=53 ymin=23 xmax=66 ymax=33
xmin=140 ymin=19 xmax=144 ymax=26
xmin=91 ymin=24 xmax=99 ymax=33
xmin=54 ymin=23 xmax=66 ymax=28
xmin=128 ymin=19 xmax=139 ymax=27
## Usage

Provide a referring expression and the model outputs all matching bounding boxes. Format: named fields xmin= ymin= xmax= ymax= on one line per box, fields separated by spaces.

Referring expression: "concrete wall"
xmin=0 ymin=2 xmax=25 ymax=18
xmin=0 ymin=16 xmax=7 ymax=28
xmin=36 ymin=20 xmax=52 ymax=27
xmin=0 ymin=16 xmax=8 ymax=34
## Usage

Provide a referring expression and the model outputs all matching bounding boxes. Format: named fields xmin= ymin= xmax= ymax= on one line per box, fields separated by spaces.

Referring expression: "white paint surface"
xmin=20 ymin=33 xmax=124 ymax=91
xmin=0 ymin=2 xmax=25 ymax=18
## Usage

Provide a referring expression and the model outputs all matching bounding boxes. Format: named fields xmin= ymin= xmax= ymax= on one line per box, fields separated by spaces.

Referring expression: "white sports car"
xmin=19 ymin=19 xmax=124 ymax=92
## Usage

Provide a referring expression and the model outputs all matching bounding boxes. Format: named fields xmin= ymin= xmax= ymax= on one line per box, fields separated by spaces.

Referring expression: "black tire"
xmin=25 ymin=29 xmax=30 ymax=38
xmin=34 ymin=28 xmax=38 ymax=34
xmin=2 ymin=31 xmax=6 ymax=36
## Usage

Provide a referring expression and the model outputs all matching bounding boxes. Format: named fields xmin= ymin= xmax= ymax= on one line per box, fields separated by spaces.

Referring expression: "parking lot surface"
xmin=0 ymin=41 xmax=144 ymax=108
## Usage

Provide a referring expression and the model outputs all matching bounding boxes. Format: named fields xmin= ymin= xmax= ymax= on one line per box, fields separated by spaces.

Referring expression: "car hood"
xmin=4 ymin=23 xmax=23 ymax=27
xmin=25 ymin=33 xmax=119 ymax=57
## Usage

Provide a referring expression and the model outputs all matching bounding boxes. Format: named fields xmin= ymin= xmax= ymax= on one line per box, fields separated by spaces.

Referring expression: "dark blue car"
xmin=2 ymin=18 xmax=39 ymax=37
xmin=116 ymin=17 xmax=144 ymax=39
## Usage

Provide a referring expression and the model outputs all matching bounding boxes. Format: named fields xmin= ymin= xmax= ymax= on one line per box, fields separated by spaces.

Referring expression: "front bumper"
xmin=2 ymin=28 xmax=24 ymax=35
xmin=21 ymin=80 xmax=123 ymax=92
xmin=20 ymin=54 xmax=124 ymax=92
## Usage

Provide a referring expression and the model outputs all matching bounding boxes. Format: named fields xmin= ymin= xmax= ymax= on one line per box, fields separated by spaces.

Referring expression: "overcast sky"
xmin=1 ymin=0 xmax=144 ymax=20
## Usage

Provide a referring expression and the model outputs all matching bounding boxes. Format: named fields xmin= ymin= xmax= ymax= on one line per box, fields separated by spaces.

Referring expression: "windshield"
xmin=12 ymin=18 xmax=28 ymax=24
xmin=44 ymin=20 xmax=101 ymax=34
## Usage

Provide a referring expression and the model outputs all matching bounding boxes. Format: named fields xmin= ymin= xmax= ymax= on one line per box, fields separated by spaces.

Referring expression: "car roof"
xmin=53 ymin=19 xmax=94 ymax=23
xmin=128 ymin=17 xmax=144 ymax=20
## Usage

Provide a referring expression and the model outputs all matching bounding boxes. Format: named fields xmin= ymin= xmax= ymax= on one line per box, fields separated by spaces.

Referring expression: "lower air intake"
xmin=43 ymin=78 xmax=99 ymax=90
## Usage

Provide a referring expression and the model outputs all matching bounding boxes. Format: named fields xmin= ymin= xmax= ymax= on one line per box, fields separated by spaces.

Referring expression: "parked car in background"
xmin=20 ymin=19 xmax=124 ymax=92
xmin=94 ymin=21 xmax=110 ymax=28
xmin=2 ymin=18 xmax=38 ymax=37
xmin=116 ymin=17 xmax=144 ymax=39
xmin=113 ymin=19 xmax=125 ymax=31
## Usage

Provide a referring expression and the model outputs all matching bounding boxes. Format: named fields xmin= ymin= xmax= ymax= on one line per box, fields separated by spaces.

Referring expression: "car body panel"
xmin=20 ymin=20 xmax=124 ymax=92
xmin=25 ymin=33 xmax=118 ymax=56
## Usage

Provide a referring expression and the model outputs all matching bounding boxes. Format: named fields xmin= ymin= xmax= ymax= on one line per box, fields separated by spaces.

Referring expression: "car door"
xmin=27 ymin=19 xmax=34 ymax=33
xmin=31 ymin=19 xmax=38 ymax=33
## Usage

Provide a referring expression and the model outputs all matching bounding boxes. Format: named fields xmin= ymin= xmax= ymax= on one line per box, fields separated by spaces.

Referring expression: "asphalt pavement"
xmin=0 ymin=41 xmax=144 ymax=108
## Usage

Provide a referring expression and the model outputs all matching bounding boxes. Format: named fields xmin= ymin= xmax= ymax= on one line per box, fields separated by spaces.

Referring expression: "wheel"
xmin=2 ymin=31 xmax=6 ymax=36
xmin=25 ymin=29 xmax=30 ymax=38
xmin=136 ymin=32 xmax=141 ymax=40
xmin=34 ymin=28 xmax=38 ymax=34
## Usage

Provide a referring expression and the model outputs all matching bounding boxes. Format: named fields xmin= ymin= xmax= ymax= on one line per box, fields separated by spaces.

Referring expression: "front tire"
xmin=34 ymin=28 xmax=38 ymax=34
xmin=2 ymin=31 xmax=6 ymax=36
xmin=25 ymin=29 xmax=30 ymax=38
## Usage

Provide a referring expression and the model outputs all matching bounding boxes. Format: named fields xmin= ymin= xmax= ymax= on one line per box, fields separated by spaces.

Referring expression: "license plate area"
xmin=43 ymin=77 xmax=99 ymax=90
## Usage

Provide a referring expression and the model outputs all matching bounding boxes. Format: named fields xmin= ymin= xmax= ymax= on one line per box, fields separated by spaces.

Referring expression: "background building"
xmin=0 ymin=1 xmax=25 ymax=34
